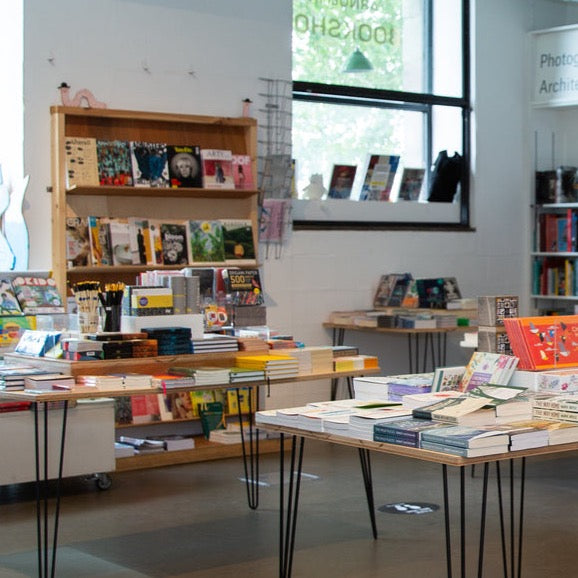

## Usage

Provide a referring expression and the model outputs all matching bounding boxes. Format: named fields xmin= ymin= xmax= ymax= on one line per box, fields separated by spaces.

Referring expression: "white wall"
xmin=22 ymin=0 xmax=578 ymax=407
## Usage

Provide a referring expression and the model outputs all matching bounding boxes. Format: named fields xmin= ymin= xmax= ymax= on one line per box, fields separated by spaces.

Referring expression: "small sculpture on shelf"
xmin=302 ymin=173 xmax=327 ymax=200
xmin=58 ymin=82 xmax=107 ymax=109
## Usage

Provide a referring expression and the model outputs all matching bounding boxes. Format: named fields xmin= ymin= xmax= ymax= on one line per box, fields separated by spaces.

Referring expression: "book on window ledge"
xmin=359 ymin=154 xmax=400 ymax=201
xmin=327 ymin=164 xmax=357 ymax=199
xmin=167 ymin=144 xmax=203 ymax=188
xmin=397 ymin=167 xmax=425 ymax=201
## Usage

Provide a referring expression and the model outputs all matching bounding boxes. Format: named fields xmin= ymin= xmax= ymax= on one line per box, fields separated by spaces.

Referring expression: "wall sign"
xmin=532 ymin=24 xmax=578 ymax=108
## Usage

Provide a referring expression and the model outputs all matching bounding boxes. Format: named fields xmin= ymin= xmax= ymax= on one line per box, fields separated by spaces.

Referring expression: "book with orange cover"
xmin=503 ymin=315 xmax=578 ymax=370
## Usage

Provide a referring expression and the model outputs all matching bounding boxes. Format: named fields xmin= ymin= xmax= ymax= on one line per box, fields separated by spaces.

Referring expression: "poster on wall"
xmin=531 ymin=24 xmax=578 ymax=107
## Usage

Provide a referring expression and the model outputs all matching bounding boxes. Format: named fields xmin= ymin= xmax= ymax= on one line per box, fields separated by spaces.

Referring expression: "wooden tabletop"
xmin=0 ymin=367 xmax=381 ymax=403
xmin=259 ymin=422 xmax=578 ymax=467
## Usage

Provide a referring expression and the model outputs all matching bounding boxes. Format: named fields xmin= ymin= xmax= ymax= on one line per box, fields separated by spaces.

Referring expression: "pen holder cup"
xmin=103 ymin=305 xmax=122 ymax=332
xmin=78 ymin=311 xmax=100 ymax=333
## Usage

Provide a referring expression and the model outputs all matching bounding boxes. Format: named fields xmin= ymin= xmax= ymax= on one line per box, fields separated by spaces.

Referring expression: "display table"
xmin=0 ymin=364 xmax=380 ymax=578
xmin=324 ymin=321 xmax=470 ymax=377
xmin=259 ymin=421 xmax=578 ymax=578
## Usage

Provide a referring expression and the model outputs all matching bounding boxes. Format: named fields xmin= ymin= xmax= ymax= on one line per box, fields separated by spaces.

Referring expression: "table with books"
xmin=324 ymin=315 xmax=473 ymax=376
xmin=256 ymin=386 xmax=578 ymax=578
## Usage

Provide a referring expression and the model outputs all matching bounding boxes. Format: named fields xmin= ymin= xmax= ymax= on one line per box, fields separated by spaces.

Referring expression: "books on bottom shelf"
xmin=147 ymin=434 xmax=196 ymax=451
xmin=209 ymin=424 xmax=267 ymax=445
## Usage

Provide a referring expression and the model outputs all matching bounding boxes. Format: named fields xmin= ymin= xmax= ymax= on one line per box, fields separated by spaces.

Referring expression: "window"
xmin=291 ymin=0 xmax=471 ymax=229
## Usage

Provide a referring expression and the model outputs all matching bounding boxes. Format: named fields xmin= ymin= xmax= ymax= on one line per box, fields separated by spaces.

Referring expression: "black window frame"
xmin=291 ymin=0 xmax=472 ymax=231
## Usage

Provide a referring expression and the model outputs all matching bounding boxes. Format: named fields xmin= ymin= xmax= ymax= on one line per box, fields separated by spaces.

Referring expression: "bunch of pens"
xmin=99 ymin=282 xmax=125 ymax=332
xmin=72 ymin=281 xmax=101 ymax=333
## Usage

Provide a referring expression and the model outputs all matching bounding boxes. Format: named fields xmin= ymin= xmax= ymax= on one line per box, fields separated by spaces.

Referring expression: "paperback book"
xmin=0 ymin=279 xmax=23 ymax=315
xmin=167 ymin=144 xmax=203 ymax=188
xmin=201 ymin=149 xmax=234 ymax=188
xmin=65 ymin=217 xmax=91 ymax=267
xmin=12 ymin=276 xmax=65 ymax=314
xmin=64 ymin=137 xmax=99 ymax=188
xmin=221 ymin=219 xmax=256 ymax=263
xmin=87 ymin=216 xmax=113 ymax=266
xmin=188 ymin=220 xmax=226 ymax=263
xmin=130 ymin=141 xmax=170 ymax=187
xmin=160 ymin=222 xmax=189 ymax=265
xmin=108 ymin=218 xmax=133 ymax=265
xmin=96 ymin=140 xmax=133 ymax=186
xmin=327 ymin=164 xmax=357 ymax=199
xmin=397 ymin=167 xmax=425 ymax=201
xmin=231 ymin=154 xmax=255 ymax=190
xmin=359 ymin=154 xmax=400 ymax=201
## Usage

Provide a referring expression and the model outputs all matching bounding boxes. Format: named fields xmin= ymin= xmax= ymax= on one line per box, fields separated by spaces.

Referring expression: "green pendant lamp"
xmin=344 ymin=48 xmax=373 ymax=73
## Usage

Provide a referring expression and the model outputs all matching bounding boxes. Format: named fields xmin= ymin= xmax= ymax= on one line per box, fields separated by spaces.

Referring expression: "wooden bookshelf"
xmin=50 ymin=106 xmax=260 ymax=297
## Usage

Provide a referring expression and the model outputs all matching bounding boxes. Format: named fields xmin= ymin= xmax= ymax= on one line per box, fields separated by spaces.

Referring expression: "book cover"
xmin=107 ymin=218 xmax=133 ymax=265
xmin=359 ymin=154 xmax=400 ymax=201
xmin=128 ymin=217 xmax=155 ymax=265
xmin=432 ymin=366 xmax=466 ymax=392
xmin=221 ymin=268 xmax=264 ymax=306
xmin=64 ymin=137 xmax=99 ymax=188
xmin=420 ymin=424 xmax=510 ymax=449
xmin=65 ymin=217 xmax=91 ymax=267
xmin=160 ymin=222 xmax=189 ymax=265
xmin=130 ymin=394 xmax=162 ymax=424
xmin=328 ymin=164 xmax=357 ymax=199
xmin=130 ymin=141 xmax=170 ymax=187
xmin=96 ymin=140 xmax=133 ymax=186
xmin=12 ymin=276 xmax=65 ymax=314
xmin=373 ymin=273 xmax=412 ymax=308
xmin=459 ymin=351 xmax=518 ymax=392
xmin=416 ymin=277 xmax=446 ymax=309
xmin=148 ymin=219 xmax=164 ymax=265
xmin=221 ymin=218 xmax=256 ymax=263
xmin=188 ymin=220 xmax=226 ymax=263
xmin=87 ymin=216 xmax=113 ymax=266
xmin=504 ymin=315 xmax=578 ymax=370
xmin=397 ymin=167 xmax=425 ymax=201
xmin=167 ymin=144 xmax=203 ymax=188
xmin=114 ymin=397 xmax=133 ymax=425
xmin=0 ymin=279 xmax=23 ymax=315
xmin=201 ymin=149 xmax=234 ymax=189
xmin=232 ymin=154 xmax=255 ymax=190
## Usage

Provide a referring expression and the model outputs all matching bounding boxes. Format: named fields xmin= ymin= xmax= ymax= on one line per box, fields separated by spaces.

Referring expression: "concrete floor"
xmin=0 ymin=440 xmax=577 ymax=577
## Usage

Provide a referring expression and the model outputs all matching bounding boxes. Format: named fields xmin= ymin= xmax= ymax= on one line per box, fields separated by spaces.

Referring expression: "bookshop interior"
xmin=4 ymin=1 xmax=578 ymax=577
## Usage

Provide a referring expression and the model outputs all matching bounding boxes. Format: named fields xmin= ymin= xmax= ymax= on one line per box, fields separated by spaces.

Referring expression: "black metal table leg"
xmin=358 ymin=448 xmax=378 ymax=539
xmin=442 ymin=464 xmax=453 ymax=578
xmin=279 ymin=434 xmax=305 ymax=578
xmin=477 ymin=462 xmax=490 ymax=578
xmin=33 ymin=399 xmax=69 ymax=578
xmin=237 ymin=387 xmax=259 ymax=509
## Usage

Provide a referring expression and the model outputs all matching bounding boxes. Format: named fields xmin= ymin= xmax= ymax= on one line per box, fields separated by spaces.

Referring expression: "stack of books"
xmin=76 ymin=374 xmax=125 ymax=390
xmin=229 ymin=367 xmax=266 ymax=385
xmin=191 ymin=334 xmax=239 ymax=353
xmin=193 ymin=367 xmax=231 ymax=386
xmin=235 ymin=354 xmax=299 ymax=380
xmin=419 ymin=425 xmax=510 ymax=457
xmin=0 ymin=366 xmax=56 ymax=391
xmin=23 ymin=373 xmax=76 ymax=391
xmin=334 ymin=354 xmax=379 ymax=372
xmin=277 ymin=346 xmax=334 ymax=375
xmin=151 ymin=373 xmax=196 ymax=392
